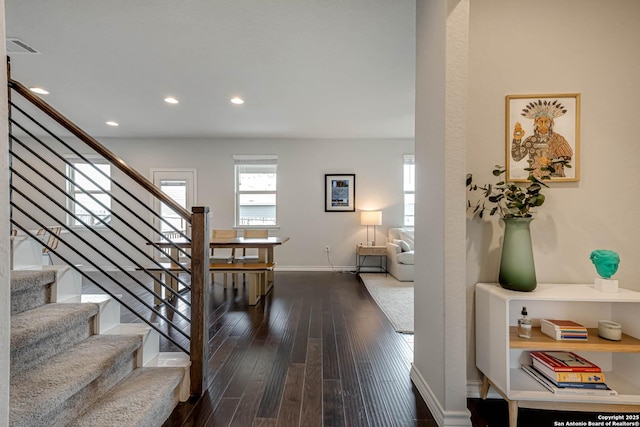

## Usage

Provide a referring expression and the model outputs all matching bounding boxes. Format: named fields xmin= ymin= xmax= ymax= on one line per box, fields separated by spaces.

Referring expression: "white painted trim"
xmin=150 ymin=169 xmax=197 ymax=240
xmin=0 ymin=0 xmax=10 ymax=420
xmin=411 ymin=365 xmax=472 ymax=427
xmin=273 ymin=266 xmax=355 ymax=272
xmin=232 ymin=154 xmax=278 ymax=161
xmin=466 ymin=379 xmax=502 ymax=400
xmin=150 ymin=167 xmax=198 ymax=205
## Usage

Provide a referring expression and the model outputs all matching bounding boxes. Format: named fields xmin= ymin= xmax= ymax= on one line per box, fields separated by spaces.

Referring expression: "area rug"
xmin=359 ymin=273 xmax=414 ymax=334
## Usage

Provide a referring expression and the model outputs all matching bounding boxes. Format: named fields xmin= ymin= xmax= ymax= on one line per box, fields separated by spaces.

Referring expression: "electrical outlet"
xmin=325 ymin=245 xmax=330 ymax=253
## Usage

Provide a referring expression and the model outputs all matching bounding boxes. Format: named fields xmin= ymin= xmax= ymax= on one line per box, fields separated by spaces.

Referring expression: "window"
xmin=159 ymin=179 xmax=187 ymax=233
xmin=67 ymin=158 xmax=112 ymax=226
xmin=403 ymin=154 xmax=415 ymax=227
xmin=234 ymin=155 xmax=277 ymax=226
xmin=152 ymin=169 xmax=196 ymax=234
xmin=151 ymin=170 xmax=195 ymax=261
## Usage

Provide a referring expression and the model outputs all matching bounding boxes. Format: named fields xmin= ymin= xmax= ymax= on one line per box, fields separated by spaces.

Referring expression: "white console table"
xmin=475 ymin=283 xmax=640 ymax=427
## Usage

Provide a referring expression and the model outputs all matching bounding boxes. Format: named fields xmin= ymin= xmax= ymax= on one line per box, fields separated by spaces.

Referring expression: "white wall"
xmin=411 ymin=1 xmax=471 ymax=426
xmin=89 ymin=137 xmax=414 ymax=270
xmin=467 ymin=0 xmax=640 ymax=386
xmin=0 ymin=0 xmax=10 ymax=423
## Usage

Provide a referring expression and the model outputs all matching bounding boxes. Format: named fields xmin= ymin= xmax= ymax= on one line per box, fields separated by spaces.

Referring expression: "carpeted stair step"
xmin=10 ymin=334 xmax=142 ymax=427
xmin=70 ymin=367 xmax=187 ymax=427
xmin=10 ymin=269 xmax=57 ymax=314
xmin=11 ymin=302 xmax=100 ymax=377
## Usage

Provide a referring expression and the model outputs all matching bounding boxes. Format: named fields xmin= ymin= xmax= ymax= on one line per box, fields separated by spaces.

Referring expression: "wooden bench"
xmin=136 ymin=262 xmax=188 ymax=305
xmin=137 ymin=262 xmax=275 ymax=306
xmin=210 ymin=263 xmax=275 ymax=305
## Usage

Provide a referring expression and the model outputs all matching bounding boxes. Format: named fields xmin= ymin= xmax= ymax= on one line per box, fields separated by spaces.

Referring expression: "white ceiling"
xmin=5 ymin=0 xmax=416 ymax=140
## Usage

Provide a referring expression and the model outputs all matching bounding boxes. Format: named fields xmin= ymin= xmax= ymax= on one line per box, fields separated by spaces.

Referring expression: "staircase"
xmin=7 ymin=74 xmax=209 ymax=424
xmin=9 ymin=242 xmax=191 ymax=427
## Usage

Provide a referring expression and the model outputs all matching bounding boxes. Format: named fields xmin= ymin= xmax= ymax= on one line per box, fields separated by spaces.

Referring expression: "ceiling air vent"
xmin=6 ymin=38 xmax=40 ymax=54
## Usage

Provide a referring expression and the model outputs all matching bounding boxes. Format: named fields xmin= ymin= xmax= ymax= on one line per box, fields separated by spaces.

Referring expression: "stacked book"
xmin=521 ymin=351 xmax=616 ymax=396
xmin=540 ymin=319 xmax=588 ymax=341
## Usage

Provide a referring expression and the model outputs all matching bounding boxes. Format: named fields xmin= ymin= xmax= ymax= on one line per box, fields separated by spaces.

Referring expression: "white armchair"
xmin=385 ymin=227 xmax=414 ymax=281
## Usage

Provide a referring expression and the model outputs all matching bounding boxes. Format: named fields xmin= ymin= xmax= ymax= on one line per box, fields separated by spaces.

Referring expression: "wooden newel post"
xmin=189 ymin=206 xmax=210 ymax=396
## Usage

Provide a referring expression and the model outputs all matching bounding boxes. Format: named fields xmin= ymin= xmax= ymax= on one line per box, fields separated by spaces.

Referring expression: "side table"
xmin=356 ymin=245 xmax=387 ymax=274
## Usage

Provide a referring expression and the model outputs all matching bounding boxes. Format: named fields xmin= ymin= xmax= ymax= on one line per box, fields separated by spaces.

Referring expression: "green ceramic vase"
xmin=498 ymin=217 xmax=537 ymax=292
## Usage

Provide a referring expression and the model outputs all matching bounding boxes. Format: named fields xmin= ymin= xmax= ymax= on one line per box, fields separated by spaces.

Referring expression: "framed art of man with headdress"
xmin=506 ymin=93 xmax=580 ymax=182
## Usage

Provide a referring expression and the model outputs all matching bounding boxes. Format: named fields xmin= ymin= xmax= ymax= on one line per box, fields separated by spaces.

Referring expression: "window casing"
xmin=66 ymin=158 xmax=112 ymax=227
xmin=234 ymin=155 xmax=277 ymax=227
xmin=159 ymin=179 xmax=188 ymax=233
xmin=403 ymin=154 xmax=415 ymax=227
xmin=151 ymin=169 xmax=196 ymax=235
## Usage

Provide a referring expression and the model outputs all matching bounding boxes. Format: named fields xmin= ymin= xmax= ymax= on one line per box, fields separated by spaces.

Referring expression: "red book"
xmin=530 ymin=351 xmax=601 ymax=372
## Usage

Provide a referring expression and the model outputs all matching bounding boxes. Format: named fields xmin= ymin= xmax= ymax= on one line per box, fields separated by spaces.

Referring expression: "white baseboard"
xmin=466 ymin=379 xmax=502 ymax=400
xmin=273 ymin=266 xmax=356 ymax=272
xmin=410 ymin=365 xmax=472 ymax=426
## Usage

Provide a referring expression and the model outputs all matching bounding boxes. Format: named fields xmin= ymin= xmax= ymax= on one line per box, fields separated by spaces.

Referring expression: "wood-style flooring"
xmin=83 ymin=270 xmax=600 ymax=426
xmin=467 ymin=397 xmax=636 ymax=427
xmin=84 ymin=271 xmax=436 ymax=426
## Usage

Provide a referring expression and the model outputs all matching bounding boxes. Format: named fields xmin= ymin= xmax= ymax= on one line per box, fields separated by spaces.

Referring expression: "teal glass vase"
xmin=498 ymin=217 xmax=537 ymax=292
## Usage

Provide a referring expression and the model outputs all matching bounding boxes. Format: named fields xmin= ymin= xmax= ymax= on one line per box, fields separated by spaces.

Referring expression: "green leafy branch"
xmin=466 ymin=160 xmax=569 ymax=219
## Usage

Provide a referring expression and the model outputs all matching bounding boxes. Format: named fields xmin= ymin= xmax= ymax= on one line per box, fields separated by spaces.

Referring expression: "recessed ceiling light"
xmin=164 ymin=97 xmax=179 ymax=104
xmin=230 ymin=97 xmax=244 ymax=105
xmin=106 ymin=121 xmax=119 ymax=127
xmin=29 ymin=87 xmax=49 ymax=95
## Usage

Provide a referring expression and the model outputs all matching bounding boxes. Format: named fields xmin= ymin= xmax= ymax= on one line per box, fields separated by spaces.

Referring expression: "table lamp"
xmin=361 ymin=210 xmax=382 ymax=246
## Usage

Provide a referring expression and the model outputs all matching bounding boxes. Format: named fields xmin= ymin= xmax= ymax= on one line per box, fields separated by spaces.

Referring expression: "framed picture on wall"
xmin=325 ymin=174 xmax=355 ymax=212
xmin=506 ymin=93 xmax=580 ymax=182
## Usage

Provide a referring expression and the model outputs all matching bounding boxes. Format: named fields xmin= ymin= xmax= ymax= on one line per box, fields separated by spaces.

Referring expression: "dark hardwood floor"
xmin=467 ymin=397 xmax=637 ymax=427
xmin=83 ymin=270 xmax=615 ymax=426
xmin=84 ymin=271 xmax=436 ymax=426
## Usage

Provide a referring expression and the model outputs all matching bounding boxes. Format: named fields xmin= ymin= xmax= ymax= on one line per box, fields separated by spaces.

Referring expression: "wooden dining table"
xmin=153 ymin=236 xmax=289 ymax=263
xmin=208 ymin=236 xmax=288 ymax=288
xmin=149 ymin=236 xmax=289 ymax=299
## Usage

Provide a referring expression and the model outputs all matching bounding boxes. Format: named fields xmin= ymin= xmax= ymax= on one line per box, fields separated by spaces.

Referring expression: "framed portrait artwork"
xmin=505 ymin=93 xmax=580 ymax=182
xmin=325 ymin=174 xmax=355 ymax=212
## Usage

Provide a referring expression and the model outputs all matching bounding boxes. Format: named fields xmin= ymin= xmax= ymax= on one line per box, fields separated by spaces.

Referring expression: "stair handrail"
xmin=7 ymin=78 xmax=191 ymax=223
xmin=8 ymin=74 xmax=208 ymax=397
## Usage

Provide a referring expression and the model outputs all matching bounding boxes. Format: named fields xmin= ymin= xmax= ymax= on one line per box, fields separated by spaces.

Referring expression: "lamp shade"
xmin=360 ymin=210 xmax=382 ymax=226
